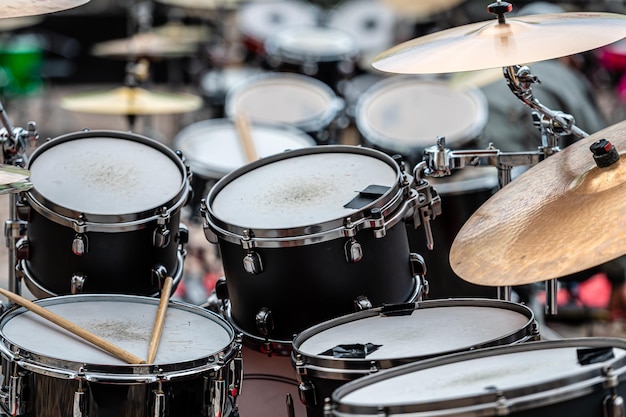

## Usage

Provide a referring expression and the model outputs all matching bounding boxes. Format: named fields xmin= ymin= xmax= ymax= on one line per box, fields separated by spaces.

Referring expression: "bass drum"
xmin=328 ymin=337 xmax=626 ymax=417
xmin=355 ymin=75 xmax=489 ymax=167
xmin=292 ymin=298 xmax=539 ymax=417
xmin=202 ymin=145 xmax=425 ymax=353
xmin=225 ymin=72 xmax=346 ymax=145
xmin=0 ymin=294 xmax=242 ymax=417
xmin=173 ymin=118 xmax=316 ymax=212
xmin=17 ymin=130 xmax=190 ymax=297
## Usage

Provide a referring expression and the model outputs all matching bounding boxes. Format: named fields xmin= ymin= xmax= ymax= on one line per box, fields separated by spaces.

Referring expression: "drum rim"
xmin=202 ymin=145 xmax=409 ymax=246
xmin=264 ymin=25 xmax=360 ymax=63
xmin=291 ymin=298 xmax=538 ymax=377
xmin=24 ymin=129 xmax=190 ymax=229
xmin=173 ymin=118 xmax=316 ymax=180
xmin=224 ymin=72 xmax=345 ymax=133
xmin=354 ymin=75 xmax=489 ymax=154
xmin=329 ymin=337 xmax=626 ymax=416
xmin=0 ymin=294 xmax=239 ymax=379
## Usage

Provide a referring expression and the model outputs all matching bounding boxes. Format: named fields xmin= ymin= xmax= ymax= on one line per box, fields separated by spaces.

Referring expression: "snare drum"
xmin=17 ymin=130 xmax=191 ymax=297
xmin=201 ymin=145 xmax=425 ymax=352
xmin=292 ymin=298 xmax=539 ymax=417
xmin=328 ymin=337 xmax=626 ymax=417
xmin=355 ymin=75 xmax=489 ymax=166
xmin=0 ymin=294 xmax=242 ymax=417
xmin=237 ymin=0 xmax=320 ymax=58
xmin=225 ymin=72 xmax=346 ymax=144
xmin=173 ymin=118 xmax=316 ymax=210
xmin=264 ymin=25 xmax=360 ymax=92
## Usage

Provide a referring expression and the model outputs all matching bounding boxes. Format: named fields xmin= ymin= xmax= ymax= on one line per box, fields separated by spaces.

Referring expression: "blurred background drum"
xmin=263 ymin=25 xmax=360 ymax=93
xmin=199 ymin=66 xmax=267 ymax=118
xmin=173 ymin=118 xmax=316 ymax=213
xmin=16 ymin=130 xmax=190 ymax=297
xmin=225 ymin=72 xmax=347 ymax=144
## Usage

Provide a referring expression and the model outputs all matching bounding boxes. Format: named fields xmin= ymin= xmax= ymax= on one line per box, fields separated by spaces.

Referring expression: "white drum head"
xmin=174 ymin=119 xmax=315 ymax=179
xmin=211 ymin=149 xmax=397 ymax=229
xmin=339 ymin=344 xmax=626 ymax=407
xmin=0 ymin=296 xmax=233 ymax=366
xmin=327 ymin=0 xmax=397 ymax=55
xmin=356 ymin=77 xmax=488 ymax=152
xmin=225 ymin=74 xmax=340 ymax=127
xmin=237 ymin=0 xmax=319 ymax=44
xmin=298 ymin=304 xmax=531 ymax=360
xmin=29 ymin=136 xmax=183 ymax=215
xmin=266 ymin=26 xmax=358 ymax=61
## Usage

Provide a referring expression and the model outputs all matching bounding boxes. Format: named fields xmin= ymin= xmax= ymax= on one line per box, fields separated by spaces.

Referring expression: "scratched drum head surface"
xmin=356 ymin=76 xmax=488 ymax=153
xmin=210 ymin=149 xmax=397 ymax=229
xmin=173 ymin=119 xmax=315 ymax=179
xmin=297 ymin=304 xmax=532 ymax=360
xmin=28 ymin=136 xmax=184 ymax=215
xmin=0 ymin=295 xmax=233 ymax=366
xmin=335 ymin=343 xmax=626 ymax=409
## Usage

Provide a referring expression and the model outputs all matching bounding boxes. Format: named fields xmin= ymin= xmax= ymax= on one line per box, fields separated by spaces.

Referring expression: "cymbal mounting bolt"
xmin=488 ymin=1 xmax=513 ymax=24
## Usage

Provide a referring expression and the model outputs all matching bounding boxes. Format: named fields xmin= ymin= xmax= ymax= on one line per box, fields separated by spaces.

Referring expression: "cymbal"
xmin=0 ymin=165 xmax=31 ymax=194
xmin=378 ymin=0 xmax=465 ymax=19
xmin=0 ymin=16 xmax=43 ymax=32
xmin=372 ymin=12 xmax=626 ymax=74
xmin=60 ymin=86 xmax=203 ymax=115
xmin=449 ymin=120 xmax=626 ymax=287
xmin=91 ymin=32 xmax=197 ymax=59
xmin=0 ymin=0 xmax=89 ymax=19
xmin=151 ymin=22 xmax=212 ymax=44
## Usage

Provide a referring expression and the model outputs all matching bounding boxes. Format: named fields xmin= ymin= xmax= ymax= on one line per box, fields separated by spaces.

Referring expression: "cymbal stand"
xmin=0 ymin=102 xmax=37 ymax=298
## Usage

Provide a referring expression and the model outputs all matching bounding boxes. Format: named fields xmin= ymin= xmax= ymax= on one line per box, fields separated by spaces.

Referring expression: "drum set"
xmin=0 ymin=0 xmax=624 ymax=417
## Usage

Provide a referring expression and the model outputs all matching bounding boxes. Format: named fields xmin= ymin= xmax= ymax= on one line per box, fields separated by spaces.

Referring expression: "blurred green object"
xmin=0 ymin=34 xmax=43 ymax=98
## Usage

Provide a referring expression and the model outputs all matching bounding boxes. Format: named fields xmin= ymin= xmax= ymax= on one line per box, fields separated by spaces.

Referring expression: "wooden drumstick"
xmin=147 ymin=276 xmax=174 ymax=363
xmin=234 ymin=112 xmax=258 ymax=163
xmin=0 ymin=288 xmax=146 ymax=364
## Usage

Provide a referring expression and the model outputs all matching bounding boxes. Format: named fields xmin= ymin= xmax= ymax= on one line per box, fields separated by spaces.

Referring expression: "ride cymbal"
xmin=0 ymin=0 xmax=89 ymax=18
xmin=372 ymin=11 xmax=626 ymax=74
xmin=449 ymin=120 xmax=626 ymax=287
xmin=91 ymin=32 xmax=197 ymax=59
xmin=60 ymin=86 xmax=203 ymax=115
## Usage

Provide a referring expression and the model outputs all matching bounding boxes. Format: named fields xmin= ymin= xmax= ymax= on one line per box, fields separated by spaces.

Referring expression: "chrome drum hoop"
xmin=202 ymin=145 xmax=414 ymax=248
xmin=23 ymin=129 xmax=191 ymax=231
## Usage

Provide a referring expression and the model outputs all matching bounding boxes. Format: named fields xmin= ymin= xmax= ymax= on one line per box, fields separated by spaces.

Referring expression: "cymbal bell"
xmin=60 ymin=86 xmax=203 ymax=116
xmin=449 ymin=120 xmax=626 ymax=287
xmin=0 ymin=0 xmax=89 ymax=18
xmin=372 ymin=12 xmax=626 ymax=74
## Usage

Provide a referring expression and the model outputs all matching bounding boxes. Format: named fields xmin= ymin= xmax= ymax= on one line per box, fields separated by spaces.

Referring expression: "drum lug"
xmin=72 ymin=233 xmax=88 ymax=256
xmin=354 ymin=295 xmax=372 ymax=311
xmin=243 ymin=252 xmax=263 ymax=275
xmin=71 ymin=273 xmax=86 ymax=294
xmin=7 ymin=372 xmax=25 ymax=416
xmin=298 ymin=380 xmax=317 ymax=407
xmin=15 ymin=198 xmax=30 ymax=221
xmin=344 ymin=238 xmax=363 ymax=263
xmin=409 ymin=253 xmax=427 ymax=276
xmin=370 ymin=208 xmax=386 ymax=238
xmin=73 ymin=379 xmax=87 ymax=417
xmin=152 ymin=264 xmax=168 ymax=288
xmin=153 ymin=207 xmax=172 ymax=248
xmin=152 ymin=381 xmax=166 ymax=417
xmin=15 ymin=238 xmax=29 ymax=261
xmin=210 ymin=378 xmax=228 ymax=417
xmin=255 ymin=307 xmax=274 ymax=337
xmin=215 ymin=277 xmax=229 ymax=301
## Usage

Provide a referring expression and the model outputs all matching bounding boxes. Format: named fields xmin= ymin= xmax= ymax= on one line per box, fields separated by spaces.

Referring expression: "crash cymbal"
xmin=378 ymin=0 xmax=465 ymax=19
xmin=372 ymin=11 xmax=626 ymax=74
xmin=60 ymin=86 xmax=203 ymax=115
xmin=91 ymin=32 xmax=197 ymax=59
xmin=0 ymin=165 xmax=31 ymax=194
xmin=0 ymin=0 xmax=89 ymax=18
xmin=449 ymin=120 xmax=626 ymax=287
